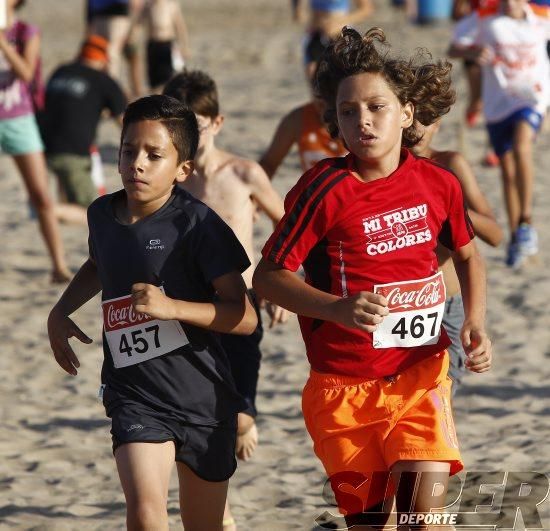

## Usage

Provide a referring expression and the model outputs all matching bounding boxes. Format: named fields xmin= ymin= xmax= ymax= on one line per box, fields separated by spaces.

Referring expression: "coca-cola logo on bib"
xmin=102 ymin=295 xmax=153 ymax=332
xmin=377 ymin=276 xmax=444 ymax=311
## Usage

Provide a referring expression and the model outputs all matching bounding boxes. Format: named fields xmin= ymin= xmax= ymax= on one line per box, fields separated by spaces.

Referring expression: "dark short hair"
xmin=15 ymin=0 xmax=26 ymax=9
xmin=315 ymin=27 xmax=456 ymax=147
xmin=163 ymin=70 xmax=220 ymax=118
xmin=121 ymin=95 xmax=199 ymax=163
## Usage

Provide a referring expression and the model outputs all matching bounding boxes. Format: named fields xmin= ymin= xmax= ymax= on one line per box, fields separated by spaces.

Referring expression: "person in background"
xmin=259 ymin=71 xmax=347 ymax=180
xmin=129 ymin=0 xmax=190 ymax=92
xmin=292 ymin=0 xmax=374 ymax=79
xmin=40 ymin=34 xmax=126 ymax=225
xmin=449 ymin=0 xmax=550 ymax=268
xmin=86 ymin=0 xmax=143 ymax=97
xmin=0 ymin=0 xmax=70 ymax=282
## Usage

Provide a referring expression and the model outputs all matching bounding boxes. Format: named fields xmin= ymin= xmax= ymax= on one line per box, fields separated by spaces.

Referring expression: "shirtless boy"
xmin=164 ymin=70 xmax=287 ymax=530
xmin=130 ymin=0 xmax=190 ymax=91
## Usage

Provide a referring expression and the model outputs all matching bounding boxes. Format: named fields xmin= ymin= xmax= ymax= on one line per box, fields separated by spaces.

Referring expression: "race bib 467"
xmin=102 ymin=291 xmax=189 ymax=368
xmin=373 ymin=272 xmax=446 ymax=349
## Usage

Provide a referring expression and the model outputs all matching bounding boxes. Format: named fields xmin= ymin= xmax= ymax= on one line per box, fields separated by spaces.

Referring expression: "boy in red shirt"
xmin=254 ymin=27 xmax=492 ymax=527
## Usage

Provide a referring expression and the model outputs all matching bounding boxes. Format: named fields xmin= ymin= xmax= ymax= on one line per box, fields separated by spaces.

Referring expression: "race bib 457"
xmin=102 ymin=290 xmax=189 ymax=368
xmin=373 ymin=272 xmax=446 ymax=349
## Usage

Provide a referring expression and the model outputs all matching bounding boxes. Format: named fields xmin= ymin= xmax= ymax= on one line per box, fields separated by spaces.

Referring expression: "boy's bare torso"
xmin=145 ymin=0 xmax=177 ymax=41
xmin=182 ymin=151 xmax=257 ymax=287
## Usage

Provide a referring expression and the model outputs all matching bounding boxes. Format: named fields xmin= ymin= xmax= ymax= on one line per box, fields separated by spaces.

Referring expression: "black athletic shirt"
xmin=88 ymin=186 xmax=250 ymax=425
xmin=41 ymin=62 xmax=126 ymax=156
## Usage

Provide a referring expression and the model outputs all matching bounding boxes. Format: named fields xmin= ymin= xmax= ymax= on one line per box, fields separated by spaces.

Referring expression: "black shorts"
xmin=147 ymin=39 xmax=174 ymax=88
xmin=110 ymin=402 xmax=238 ymax=482
xmin=219 ymin=290 xmax=263 ymax=418
xmin=303 ymin=30 xmax=331 ymax=66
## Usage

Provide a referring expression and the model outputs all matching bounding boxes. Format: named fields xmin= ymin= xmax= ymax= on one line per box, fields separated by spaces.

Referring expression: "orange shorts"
xmin=302 ymin=351 xmax=463 ymax=515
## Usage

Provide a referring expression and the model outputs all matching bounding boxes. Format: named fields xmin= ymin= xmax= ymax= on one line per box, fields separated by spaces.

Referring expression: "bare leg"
xmin=464 ymin=62 xmax=482 ymax=125
xmin=392 ymin=460 xmax=452 ymax=531
xmin=177 ymin=461 xmax=228 ymax=531
xmin=13 ymin=152 xmax=71 ymax=282
xmin=222 ymin=413 xmax=256 ymax=530
xmin=115 ymin=441 xmax=175 ymax=531
xmin=223 ymin=499 xmax=237 ymax=530
xmin=55 ymin=203 xmax=88 ymax=225
xmin=498 ymin=151 xmax=520 ymax=234
xmin=512 ymin=121 xmax=535 ymax=222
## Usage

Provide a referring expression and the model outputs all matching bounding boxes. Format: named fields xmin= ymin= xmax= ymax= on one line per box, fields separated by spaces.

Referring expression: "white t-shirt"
xmin=452 ymin=6 xmax=550 ymax=123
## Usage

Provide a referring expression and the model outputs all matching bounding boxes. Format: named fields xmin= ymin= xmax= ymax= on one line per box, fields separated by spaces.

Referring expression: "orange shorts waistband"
xmin=306 ymin=351 xmax=448 ymax=390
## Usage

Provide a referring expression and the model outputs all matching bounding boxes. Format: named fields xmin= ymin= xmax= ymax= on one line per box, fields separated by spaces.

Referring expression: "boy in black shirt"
xmin=47 ymin=95 xmax=257 ymax=530
xmin=41 ymin=34 xmax=126 ymax=223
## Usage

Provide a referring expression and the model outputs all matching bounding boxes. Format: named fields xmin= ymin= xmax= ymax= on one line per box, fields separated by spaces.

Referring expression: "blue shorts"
xmin=487 ymin=107 xmax=542 ymax=157
xmin=0 ymin=114 xmax=44 ymax=155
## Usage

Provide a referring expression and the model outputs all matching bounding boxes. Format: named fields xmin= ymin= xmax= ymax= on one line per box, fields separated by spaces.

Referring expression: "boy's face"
xmin=195 ymin=114 xmax=223 ymax=151
xmin=336 ymin=72 xmax=413 ymax=164
xmin=501 ymin=0 xmax=527 ymax=18
xmin=118 ymin=120 xmax=193 ymax=204
xmin=412 ymin=121 xmax=440 ymax=155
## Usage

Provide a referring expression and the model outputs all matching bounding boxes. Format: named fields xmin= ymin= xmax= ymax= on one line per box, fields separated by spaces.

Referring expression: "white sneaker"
xmin=515 ymin=223 xmax=538 ymax=257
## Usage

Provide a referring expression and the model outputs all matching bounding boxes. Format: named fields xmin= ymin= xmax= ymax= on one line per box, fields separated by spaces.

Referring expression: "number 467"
xmin=391 ymin=313 xmax=438 ymax=339
xmin=119 ymin=325 xmax=160 ymax=356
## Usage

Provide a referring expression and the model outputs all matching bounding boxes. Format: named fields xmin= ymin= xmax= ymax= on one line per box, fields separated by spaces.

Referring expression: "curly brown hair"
xmin=314 ymin=27 xmax=456 ymax=148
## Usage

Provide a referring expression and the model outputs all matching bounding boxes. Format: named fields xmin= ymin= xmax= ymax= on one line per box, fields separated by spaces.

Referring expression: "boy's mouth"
xmin=126 ymin=177 xmax=148 ymax=188
xmin=359 ymin=133 xmax=377 ymax=145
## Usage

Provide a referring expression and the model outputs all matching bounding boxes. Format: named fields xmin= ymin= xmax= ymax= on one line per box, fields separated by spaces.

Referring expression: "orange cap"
xmin=80 ymin=35 xmax=109 ymax=63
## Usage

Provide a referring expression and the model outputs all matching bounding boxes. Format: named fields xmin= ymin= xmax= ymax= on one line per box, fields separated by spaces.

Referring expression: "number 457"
xmin=391 ymin=313 xmax=439 ymax=339
xmin=119 ymin=325 xmax=160 ymax=356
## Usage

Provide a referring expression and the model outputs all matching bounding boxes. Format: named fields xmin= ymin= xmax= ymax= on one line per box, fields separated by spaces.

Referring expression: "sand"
xmin=0 ymin=0 xmax=549 ymax=529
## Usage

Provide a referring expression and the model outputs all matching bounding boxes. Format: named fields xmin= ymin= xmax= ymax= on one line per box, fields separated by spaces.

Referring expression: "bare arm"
xmin=292 ymin=0 xmax=305 ymax=22
xmin=452 ymin=241 xmax=491 ymax=372
xmin=0 ymin=30 xmax=40 ymax=83
xmin=447 ymin=152 xmax=503 ymax=247
xmin=259 ymin=109 xmax=301 ymax=180
xmin=48 ymin=259 xmax=102 ymax=375
xmin=252 ymin=258 xmax=388 ymax=331
xmin=448 ymin=42 xmax=493 ymax=64
xmin=131 ymin=271 xmax=257 ymax=335
xmin=173 ymin=2 xmax=190 ymax=57
xmin=244 ymin=162 xmax=285 ymax=225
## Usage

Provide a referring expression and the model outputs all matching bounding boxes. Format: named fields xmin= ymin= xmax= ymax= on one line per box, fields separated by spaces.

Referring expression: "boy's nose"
xmin=359 ymin=111 xmax=373 ymax=127
xmin=131 ymin=154 xmax=145 ymax=171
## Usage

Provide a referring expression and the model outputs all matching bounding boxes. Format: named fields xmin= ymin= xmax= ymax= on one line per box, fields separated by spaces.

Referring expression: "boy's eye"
xmin=341 ymin=108 xmax=354 ymax=116
xmin=370 ymin=104 xmax=385 ymax=111
xmin=148 ymin=153 xmax=162 ymax=160
xmin=121 ymin=148 xmax=133 ymax=156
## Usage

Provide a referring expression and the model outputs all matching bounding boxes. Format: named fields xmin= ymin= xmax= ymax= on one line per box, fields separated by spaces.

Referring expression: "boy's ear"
xmin=175 ymin=160 xmax=194 ymax=183
xmin=211 ymin=114 xmax=225 ymax=135
xmin=402 ymin=102 xmax=414 ymax=129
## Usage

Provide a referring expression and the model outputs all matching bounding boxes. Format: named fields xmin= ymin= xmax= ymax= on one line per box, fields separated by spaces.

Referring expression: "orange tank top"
xmin=297 ymin=102 xmax=347 ymax=171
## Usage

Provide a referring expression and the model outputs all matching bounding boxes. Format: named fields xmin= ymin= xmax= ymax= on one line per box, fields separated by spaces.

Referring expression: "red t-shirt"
xmin=262 ymin=150 xmax=474 ymax=378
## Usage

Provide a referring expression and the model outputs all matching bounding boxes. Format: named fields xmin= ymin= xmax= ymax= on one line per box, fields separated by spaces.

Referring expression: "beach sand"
xmin=0 ymin=1 xmax=549 ymax=529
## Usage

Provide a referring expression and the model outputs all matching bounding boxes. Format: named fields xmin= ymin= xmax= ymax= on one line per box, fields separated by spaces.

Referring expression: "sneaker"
xmin=505 ymin=240 xmax=523 ymax=268
xmin=516 ymin=223 xmax=538 ymax=256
